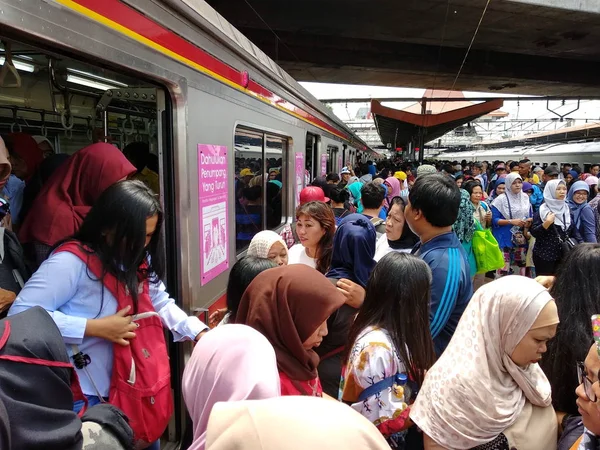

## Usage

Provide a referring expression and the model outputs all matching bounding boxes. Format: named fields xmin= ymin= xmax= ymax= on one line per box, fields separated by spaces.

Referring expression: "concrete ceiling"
xmin=204 ymin=0 xmax=600 ymax=95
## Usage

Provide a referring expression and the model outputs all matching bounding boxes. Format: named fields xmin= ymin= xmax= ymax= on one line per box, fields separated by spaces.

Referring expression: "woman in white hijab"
xmin=182 ymin=325 xmax=281 ymax=450
xmin=205 ymin=396 xmax=390 ymax=450
xmin=491 ymin=173 xmax=533 ymax=277
xmin=530 ymin=179 xmax=573 ymax=276
xmin=410 ymin=276 xmax=559 ymax=450
xmin=246 ymin=230 xmax=288 ymax=266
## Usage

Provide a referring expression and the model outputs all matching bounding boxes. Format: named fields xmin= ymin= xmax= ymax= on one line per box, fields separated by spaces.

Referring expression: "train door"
xmin=0 ymin=37 xmax=186 ymax=444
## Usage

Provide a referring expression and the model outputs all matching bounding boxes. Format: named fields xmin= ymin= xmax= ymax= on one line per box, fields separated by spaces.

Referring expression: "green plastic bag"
xmin=472 ymin=220 xmax=504 ymax=274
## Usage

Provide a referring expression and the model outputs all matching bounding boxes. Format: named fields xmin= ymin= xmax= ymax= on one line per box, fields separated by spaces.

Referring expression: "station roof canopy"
xmin=371 ymin=90 xmax=504 ymax=149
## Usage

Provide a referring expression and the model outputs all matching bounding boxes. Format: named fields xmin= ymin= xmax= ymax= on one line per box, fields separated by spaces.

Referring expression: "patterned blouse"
xmin=341 ymin=326 xmax=411 ymax=448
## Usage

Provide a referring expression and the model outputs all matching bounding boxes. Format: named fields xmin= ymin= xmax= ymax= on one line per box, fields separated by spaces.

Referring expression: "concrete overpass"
xmin=204 ymin=0 xmax=600 ymax=95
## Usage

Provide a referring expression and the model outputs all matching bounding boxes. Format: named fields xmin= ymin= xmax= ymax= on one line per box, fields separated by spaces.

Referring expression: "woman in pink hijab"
xmin=182 ymin=325 xmax=281 ymax=450
xmin=383 ymin=176 xmax=401 ymax=210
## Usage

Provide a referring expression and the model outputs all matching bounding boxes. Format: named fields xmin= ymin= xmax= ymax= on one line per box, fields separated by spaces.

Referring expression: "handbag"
xmin=552 ymin=220 xmax=577 ymax=258
xmin=472 ymin=220 xmax=505 ymax=273
xmin=506 ymin=196 xmax=530 ymax=247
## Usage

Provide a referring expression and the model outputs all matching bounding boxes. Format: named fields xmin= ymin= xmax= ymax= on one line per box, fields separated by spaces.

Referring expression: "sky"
xmin=300 ymin=82 xmax=600 ymax=128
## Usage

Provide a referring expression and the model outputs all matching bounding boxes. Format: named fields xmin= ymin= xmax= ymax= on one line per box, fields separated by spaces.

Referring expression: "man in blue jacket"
xmin=406 ymin=173 xmax=473 ymax=355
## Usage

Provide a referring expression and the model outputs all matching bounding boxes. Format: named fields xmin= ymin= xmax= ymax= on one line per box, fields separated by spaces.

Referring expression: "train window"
xmin=234 ymin=127 xmax=287 ymax=252
xmin=265 ymin=134 xmax=285 ymax=230
xmin=327 ymin=145 xmax=338 ymax=173
xmin=306 ymin=133 xmax=319 ymax=180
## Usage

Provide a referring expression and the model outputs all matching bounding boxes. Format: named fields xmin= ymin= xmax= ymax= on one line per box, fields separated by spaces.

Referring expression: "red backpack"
xmin=56 ymin=242 xmax=173 ymax=449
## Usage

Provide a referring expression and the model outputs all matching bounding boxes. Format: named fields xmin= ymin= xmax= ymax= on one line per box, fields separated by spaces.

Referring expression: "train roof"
xmin=160 ymin=0 xmax=371 ymax=151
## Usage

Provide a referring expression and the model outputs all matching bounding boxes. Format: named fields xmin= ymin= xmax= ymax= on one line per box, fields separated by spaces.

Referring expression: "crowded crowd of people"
xmin=2 ymin=129 xmax=600 ymax=450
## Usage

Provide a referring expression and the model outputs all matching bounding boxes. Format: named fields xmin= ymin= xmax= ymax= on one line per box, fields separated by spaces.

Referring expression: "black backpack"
xmin=0 ymin=229 xmax=30 ymax=317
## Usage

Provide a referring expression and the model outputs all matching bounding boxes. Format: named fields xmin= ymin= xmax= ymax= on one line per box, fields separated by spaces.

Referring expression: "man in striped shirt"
xmin=406 ymin=173 xmax=473 ymax=355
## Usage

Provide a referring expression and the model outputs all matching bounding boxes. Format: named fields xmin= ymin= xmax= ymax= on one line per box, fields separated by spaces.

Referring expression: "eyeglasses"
xmin=578 ymin=361 xmax=597 ymax=402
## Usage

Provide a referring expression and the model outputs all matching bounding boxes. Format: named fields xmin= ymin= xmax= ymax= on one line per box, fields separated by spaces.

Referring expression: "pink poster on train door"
xmin=320 ymin=154 xmax=327 ymax=176
xmin=338 ymin=154 xmax=343 ymax=173
xmin=295 ymin=152 xmax=304 ymax=207
xmin=198 ymin=144 xmax=229 ymax=286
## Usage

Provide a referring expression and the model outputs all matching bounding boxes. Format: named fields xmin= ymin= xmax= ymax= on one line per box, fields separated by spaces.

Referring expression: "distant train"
xmin=437 ymin=141 xmax=600 ymax=171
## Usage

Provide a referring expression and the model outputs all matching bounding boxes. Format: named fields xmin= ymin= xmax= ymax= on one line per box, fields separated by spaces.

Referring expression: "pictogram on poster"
xmin=198 ymin=144 xmax=229 ymax=285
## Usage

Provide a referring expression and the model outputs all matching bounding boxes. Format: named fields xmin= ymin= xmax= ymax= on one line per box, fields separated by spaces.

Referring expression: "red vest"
xmin=56 ymin=242 xmax=173 ymax=449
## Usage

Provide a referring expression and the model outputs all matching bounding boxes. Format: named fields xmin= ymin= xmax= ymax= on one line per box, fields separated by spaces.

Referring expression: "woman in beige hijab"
xmin=410 ymin=275 xmax=559 ymax=450
xmin=205 ymin=396 xmax=390 ymax=450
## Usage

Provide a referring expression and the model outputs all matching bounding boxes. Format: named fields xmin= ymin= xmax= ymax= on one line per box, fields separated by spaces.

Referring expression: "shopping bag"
xmin=472 ymin=221 xmax=505 ymax=274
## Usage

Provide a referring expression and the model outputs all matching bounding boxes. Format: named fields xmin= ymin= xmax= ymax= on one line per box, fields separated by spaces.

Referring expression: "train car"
xmin=436 ymin=141 xmax=600 ymax=172
xmin=0 ymin=0 xmax=372 ymax=445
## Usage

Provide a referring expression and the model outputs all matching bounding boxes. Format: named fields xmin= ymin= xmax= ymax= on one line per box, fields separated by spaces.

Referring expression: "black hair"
xmin=346 ymin=252 xmax=436 ymax=385
xmin=563 ymin=163 xmax=572 ymax=168
xmin=242 ymin=186 xmax=262 ymax=202
xmin=361 ymin=182 xmax=385 ymax=210
xmin=226 ymin=256 xmax=276 ymax=321
xmin=509 ymin=161 xmax=519 ymax=170
xmin=519 ymin=159 xmax=531 ymax=165
xmin=329 ymin=185 xmax=349 ymax=204
xmin=541 ymin=244 xmax=600 ymax=415
xmin=54 ymin=180 xmax=164 ymax=314
xmin=591 ymin=164 xmax=600 ymax=170
xmin=473 ymin=162 xmax=483 ymax=169
xmin=463 ymin=180 xmax=483 ymax=196
xmin=123 ymin=142 xmax=150 ymax=173
xmin=326 ymin=172 xmax=340 ymax=183
xmin=408 ymin=173 xmax=461 ymax=227
xmin=441 ymin=164 xmax=454 ymax=174
xmin=147 ymin=153 xmax=159 ymax=173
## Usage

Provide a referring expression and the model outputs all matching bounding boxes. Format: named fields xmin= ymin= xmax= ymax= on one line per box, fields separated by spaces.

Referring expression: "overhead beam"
xmin=321 ymin=96 xmax=600 ymax=103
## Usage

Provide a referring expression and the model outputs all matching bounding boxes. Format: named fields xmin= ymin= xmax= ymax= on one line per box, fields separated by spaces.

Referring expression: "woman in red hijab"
xmin=234 ymin=264 xmax=345 ymax=397
xmin=6 ymin=133 xmax=44 ymax=182
xmin=19 ymin=143 xmax=136 ymax=268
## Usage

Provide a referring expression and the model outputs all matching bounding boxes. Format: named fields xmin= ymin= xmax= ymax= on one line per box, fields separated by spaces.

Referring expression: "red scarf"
xmin=19 ymin=143 xmax=136 ymax=245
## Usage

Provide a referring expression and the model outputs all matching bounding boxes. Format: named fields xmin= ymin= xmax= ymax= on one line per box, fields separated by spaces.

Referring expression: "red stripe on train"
xmin=72 ymin=0 xmax=352 ymax=141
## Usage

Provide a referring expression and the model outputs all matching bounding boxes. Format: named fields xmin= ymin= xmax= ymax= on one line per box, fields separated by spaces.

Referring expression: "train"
xmin=0 ymin=0 xmax=375 ymax=446
xmin=436 ymin=141 xmax=600 ymax=172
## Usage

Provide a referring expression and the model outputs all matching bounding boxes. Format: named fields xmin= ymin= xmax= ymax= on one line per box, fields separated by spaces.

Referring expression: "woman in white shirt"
xmin=374 ymin=197 xmax=419 ymax=261
xmin=287 ymin=201 xmax=335 ymax=274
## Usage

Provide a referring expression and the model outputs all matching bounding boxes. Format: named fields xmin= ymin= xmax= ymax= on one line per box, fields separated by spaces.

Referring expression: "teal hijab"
xmin=347 ymin=183 xmax=363 ymax=214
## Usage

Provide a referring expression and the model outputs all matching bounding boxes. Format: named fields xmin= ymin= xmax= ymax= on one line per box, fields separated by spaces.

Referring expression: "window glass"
xmin=266 ymin=134 xmax=285 ymax=230
xmin=234 ymin=127 xmax=287 ymax=252
xmin=327 ymin=145 xmax=338 ymax=173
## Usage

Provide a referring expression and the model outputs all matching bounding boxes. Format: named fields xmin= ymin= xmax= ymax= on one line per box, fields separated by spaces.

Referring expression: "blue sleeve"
xmin=580 ymin=207 xmax=597 ymax=243
xmin=8 ymin=252 xmax=86 ymax=343
xmin=149 ymin=280 xmax=207 ymax=342
xmin=378 ymin=208 xmax=387 ymax=220
xmin=426 ymin=249 xmax=461 ymax=340
xmin=491 ymin=206 xmax=504 ymax=228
